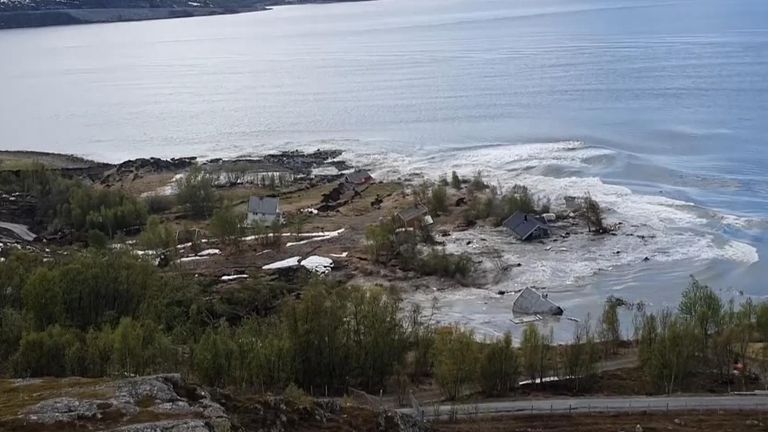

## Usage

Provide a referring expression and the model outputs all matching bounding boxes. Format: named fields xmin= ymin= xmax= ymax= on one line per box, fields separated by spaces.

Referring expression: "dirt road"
xmin=406 ymin=394 xmax=768 ymax=420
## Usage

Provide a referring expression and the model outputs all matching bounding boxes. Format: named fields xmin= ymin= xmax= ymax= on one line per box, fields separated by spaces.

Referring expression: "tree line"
xmin=2 ymin=246 xmax=768 ymax=399
xmin=0 ymin=166 xmax=147 ymax=238
xmin=637 ymin=277 xmax=768 ymax=393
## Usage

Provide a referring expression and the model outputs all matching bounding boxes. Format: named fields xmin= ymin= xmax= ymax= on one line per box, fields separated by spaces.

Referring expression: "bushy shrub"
xmin=468 ymin=171 xmax=489 ymax=193
xmin=144 ymin=194 xmax=176 ymax=214
xmin=465 ymin=184 xmax=537 ymax=226
xmin=140 ymin=216 xmax=177 ymax=250
xmin=479 ymin=332 xmax=519 ymax=397
xmin=429 ymin=184 xmax=449 ymax=216
xmin=433 ymin=326 xmax=479 ymax=400
xmin=66 ymin=187 xmax=148 ymax=237
xmin=417 ymin=249 xmax=474 ymax=280
xmin=87 ymin=229 xmax=109 ymax=249
xmin=209 ymin=205 xmax=245 ymax=245
xmin=450 ymin=171 xmax=462 ymax=190
xmin=176 ymin=166 xmax=218 ymax=218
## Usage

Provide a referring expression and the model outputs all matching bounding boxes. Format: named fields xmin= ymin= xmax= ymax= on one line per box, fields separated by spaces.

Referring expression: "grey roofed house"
xmin=249 ymin=196 xmax=279 ymax=215
xmin=397 ymin=205 xmax=428 ymax=226
xmin=247 ymin=196 xmax=280 ymax=225
xmin=344 ymin=170 xmax=373 ymax=185
xmin=512 ymin=287 xmax=564 ymax=316
xmin=502 ymin=211 xmax=550 ymax=241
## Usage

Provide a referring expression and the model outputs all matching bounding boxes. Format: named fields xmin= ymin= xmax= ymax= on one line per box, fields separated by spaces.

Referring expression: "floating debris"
xmin=511 ymin=315 xmax=542 ymax=324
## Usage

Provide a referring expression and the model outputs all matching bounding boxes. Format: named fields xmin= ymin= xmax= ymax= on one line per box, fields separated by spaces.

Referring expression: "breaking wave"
xmin=345 ymin=139 xmax=760 ymax=277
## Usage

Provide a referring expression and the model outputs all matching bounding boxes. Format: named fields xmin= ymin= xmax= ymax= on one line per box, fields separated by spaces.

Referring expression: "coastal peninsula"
xmin=0 ymin=0 xmax=369 ymax=29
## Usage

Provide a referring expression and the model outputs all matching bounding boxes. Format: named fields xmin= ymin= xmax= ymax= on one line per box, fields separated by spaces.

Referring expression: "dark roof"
xmin=502 ymin=211 xmax=527 ymax=231
xmin=345 ymin=170 xmax=373 ymax=184
xmin=512 ymin=287 xmax=564 ymax=316
xmin=397 ymin=206 xmax=428 ymax=222
xmin=248 ymin=196 xmax=279 ymax=215
xmin=503 ymin=211 xmax=549 ymax=240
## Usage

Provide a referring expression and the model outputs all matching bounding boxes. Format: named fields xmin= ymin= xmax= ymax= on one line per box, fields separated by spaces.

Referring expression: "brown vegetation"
xmin=434 ymin=411 xmax=768 ymax=432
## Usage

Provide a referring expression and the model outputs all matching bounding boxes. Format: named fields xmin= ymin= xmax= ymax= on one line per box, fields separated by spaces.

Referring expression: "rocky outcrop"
xmin=378 ymin=410 xmax=429 ymax=432
xmin=4 ymin=374 xmax=425 ymax=432
xmin=101 ymin=157 xmax=195 ymax=186
xmin=111 ymin=419 xmax=212 ymax=432
xmin=0 ymin=193 xmax=37 ymax=227
xmin=21 ymin=397 xmax=104 ymax=424
xmin=15 ymin=374 xmax=230 ymax=432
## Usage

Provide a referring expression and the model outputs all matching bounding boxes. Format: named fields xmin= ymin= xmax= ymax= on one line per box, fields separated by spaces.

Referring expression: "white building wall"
xmin=246 ymin=212 xmax=277 ymax=226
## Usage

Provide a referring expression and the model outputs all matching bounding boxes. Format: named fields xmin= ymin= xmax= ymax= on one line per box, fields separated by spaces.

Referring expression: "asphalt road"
xmin=404 ymin=394 xmax=768 ymax=420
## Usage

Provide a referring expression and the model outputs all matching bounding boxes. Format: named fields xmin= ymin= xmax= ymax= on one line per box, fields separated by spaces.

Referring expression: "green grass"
xmin=0 ymin=377 xmax=110 ymax=420
xmin=0 ymin=158 xmax=45 ymax=171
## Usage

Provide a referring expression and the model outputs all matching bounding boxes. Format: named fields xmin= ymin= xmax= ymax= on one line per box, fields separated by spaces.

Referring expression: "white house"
xmin=246 ymin=196 xmax=280 ymax=226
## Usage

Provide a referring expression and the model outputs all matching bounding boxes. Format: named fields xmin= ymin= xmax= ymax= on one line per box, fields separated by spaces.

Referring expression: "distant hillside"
xmin=0 ymin=0 xmax=261 ymax=12
xmin=0 ymin=0 xmax=365 ymax=28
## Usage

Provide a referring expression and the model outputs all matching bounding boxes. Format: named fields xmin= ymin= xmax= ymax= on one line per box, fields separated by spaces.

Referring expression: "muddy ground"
xmin=433 ymin=411 xmax=767 ymax=431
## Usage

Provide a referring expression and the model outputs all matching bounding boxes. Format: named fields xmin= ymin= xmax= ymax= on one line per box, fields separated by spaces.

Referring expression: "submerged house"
xmin=246 ymin=196 xmax=280 ymax=225
xmin=318 ymin=170 xmax=374 ymax=212
xmin=396 ymin=206 xmax=431 ymax=229
xmin=502 ymin=211 xmax=550 ymax=241
xmin=344 ymin=170 xmax=373 ymax=186
xmin=512 ymin=287 xmax=564 ymax=316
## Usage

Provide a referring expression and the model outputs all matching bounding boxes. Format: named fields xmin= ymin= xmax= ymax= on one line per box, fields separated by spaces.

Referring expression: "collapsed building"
xmin=511 ymin=287 xmax=564 ymax=316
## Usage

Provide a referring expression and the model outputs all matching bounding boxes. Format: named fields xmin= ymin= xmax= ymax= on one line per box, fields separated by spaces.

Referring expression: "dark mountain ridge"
xmin=0 ymin=0 xmax=366 ymax=29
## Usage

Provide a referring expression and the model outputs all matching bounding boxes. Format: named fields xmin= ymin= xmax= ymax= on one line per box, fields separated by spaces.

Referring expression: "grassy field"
xmin=0 ymin=151 xmax=99 ymax=170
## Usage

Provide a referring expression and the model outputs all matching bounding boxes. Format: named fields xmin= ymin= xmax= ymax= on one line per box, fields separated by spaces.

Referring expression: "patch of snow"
xmin=220 ymin=274 xmax=249 ymax=282
xmin=133 ymin=249 xmax=160 ymax=256
xmin=177 ymin=256 xmax=209 ymax=263
xmin=241 ymin=229 xmax=344 ymax=243
xmin=140 ymin=173 xmax=184 ymax=197
xmin=197 ymin=249 xmax=221 ymax=257
xmin=286 ymin=229 xmax=345 ymax=247
xmin=300 ymin=256 xmax=334 ymax=274
xmin=176 ymin=239 xmax=209 ymax=249
xmin=262 ymin=256 xmax=301 ymax=270
xmin=312 ymin=166 xmax=340 ymax=176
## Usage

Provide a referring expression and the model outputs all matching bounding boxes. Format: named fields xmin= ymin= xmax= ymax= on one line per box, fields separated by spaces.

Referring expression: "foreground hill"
xmin=0 ymin=374 xmax=423 ymax=432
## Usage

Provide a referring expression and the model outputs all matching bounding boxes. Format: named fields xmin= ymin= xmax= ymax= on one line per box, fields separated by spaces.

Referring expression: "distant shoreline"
xmin=0 ymin=0 xmax=370 ymax=30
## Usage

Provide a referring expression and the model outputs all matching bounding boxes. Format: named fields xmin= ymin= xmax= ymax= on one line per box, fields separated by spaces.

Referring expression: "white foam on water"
xmin=346 ymin=140 xmax=759 ymax=271
xmin=345 ymin=140 xmax=761 ymax=340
